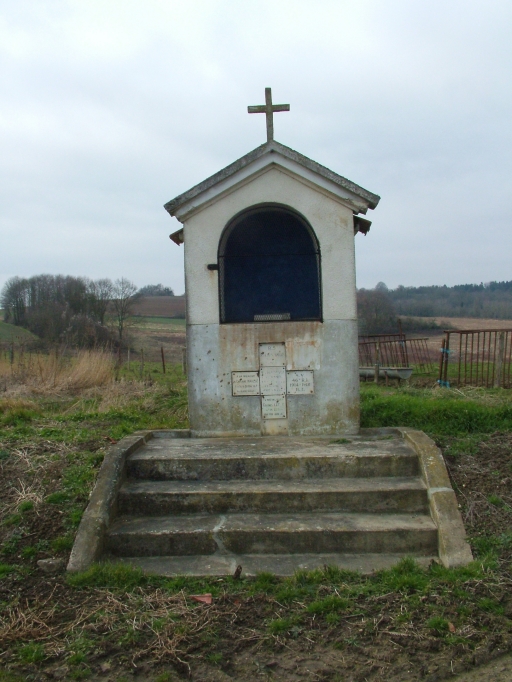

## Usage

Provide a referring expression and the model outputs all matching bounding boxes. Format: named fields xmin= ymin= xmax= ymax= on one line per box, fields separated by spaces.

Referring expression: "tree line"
xmin=386 ymin=281 xmax=512 ymax=319
xmin=1 ymin=275 xmax=140 ymax=346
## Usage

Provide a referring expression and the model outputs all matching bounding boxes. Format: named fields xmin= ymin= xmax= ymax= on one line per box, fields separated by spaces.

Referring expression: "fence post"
xmin=182 ymin=346 xmax=187 ymax=375
xmin=494 ymin=332 xmax=505 ymax=388
xmin=443 ymin=333 xmax=450 ymax=386
xmin=438 ymin=337 xmax=446 ymax=385
xmin=161 ymin=346 xmax=166 ymax=374
xmin=374 ymin=341 xmax=380 ymax=384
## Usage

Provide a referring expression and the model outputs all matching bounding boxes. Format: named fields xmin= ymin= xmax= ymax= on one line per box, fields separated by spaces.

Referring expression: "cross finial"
xmin=248 ymin=87 xmax=290 ymax=143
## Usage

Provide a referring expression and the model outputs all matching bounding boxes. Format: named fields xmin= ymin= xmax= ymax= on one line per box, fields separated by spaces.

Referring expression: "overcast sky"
xmin=1 ymin=0 xmax=511 ymax=295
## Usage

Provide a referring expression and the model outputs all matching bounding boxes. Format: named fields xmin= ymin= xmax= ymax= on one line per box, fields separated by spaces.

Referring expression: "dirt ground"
xmin=1 ymin=430 xmax=511 ymax=681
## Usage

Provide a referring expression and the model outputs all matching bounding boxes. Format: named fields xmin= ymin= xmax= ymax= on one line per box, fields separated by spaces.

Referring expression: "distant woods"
xmin=137 ymin=284 xmax=174 ymax=297
xmin=387 ymin=281 xmax=512 ymax=319
xmin=357 ymin=280 xmax=512 ymax=335
xmin=357 ymin=287 xmax=398 ymax=335
xmin=1 ymin=275 xmax=140 ymax=346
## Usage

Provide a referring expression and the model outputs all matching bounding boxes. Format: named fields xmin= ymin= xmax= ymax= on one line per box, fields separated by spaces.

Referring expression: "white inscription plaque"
xmin=232 ymin=372 xmax=260 ymax=396
xmin=261 ymin=394 xmax=287 ymax=419
xmin=260 ymin=366 xmax=286 ymax=394
xmin=259 ymin=343 xmax=286 ymax=367
xmin=287 ymin=370 xmax=315 ymax=395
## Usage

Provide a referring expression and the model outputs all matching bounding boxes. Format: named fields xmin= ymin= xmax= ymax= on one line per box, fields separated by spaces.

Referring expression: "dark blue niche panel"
xmin=219 ymin=207 xmax=322 ymax=324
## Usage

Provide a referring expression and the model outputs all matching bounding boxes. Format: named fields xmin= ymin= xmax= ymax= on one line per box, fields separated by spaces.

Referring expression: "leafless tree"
xmin=1 ymin=276 xmax=28 ymax=325
xmin=357 ymin=289 xmax=398 ymax=335
xmin=87 ymin=278 xmax=113 ymax=325
xmin=111 ymin=277 xmax=140 ymax=343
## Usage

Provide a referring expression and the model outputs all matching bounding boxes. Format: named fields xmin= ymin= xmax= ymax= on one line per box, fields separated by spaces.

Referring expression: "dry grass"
xmin=67 ymin=379 xmax=166 ymax=414
xmin=0 ymin=349 xmax=115 ymax=395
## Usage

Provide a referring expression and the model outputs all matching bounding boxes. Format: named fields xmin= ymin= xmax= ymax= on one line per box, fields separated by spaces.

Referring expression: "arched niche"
xmin=218 ymin=205 xmax=322 ymax=324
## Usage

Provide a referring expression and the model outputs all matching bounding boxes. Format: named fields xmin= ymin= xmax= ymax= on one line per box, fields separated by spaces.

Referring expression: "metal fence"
xmin=439 ymin=329 xmax=512 ymax=388
xmin=358 ymin=334 xmax=435 ymax=374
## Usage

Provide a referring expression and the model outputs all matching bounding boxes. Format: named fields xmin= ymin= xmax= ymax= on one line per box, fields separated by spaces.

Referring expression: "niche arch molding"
xmin=218 ymin=203 xmax=323 ymax=324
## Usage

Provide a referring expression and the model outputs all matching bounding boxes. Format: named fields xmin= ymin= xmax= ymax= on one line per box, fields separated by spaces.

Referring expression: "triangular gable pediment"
xmin=164 ymin=140 xmax=380 ymax=222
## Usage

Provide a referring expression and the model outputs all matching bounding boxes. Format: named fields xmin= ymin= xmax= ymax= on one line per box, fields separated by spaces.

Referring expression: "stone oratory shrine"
xmin=166 ymin=87 xmax=378 ymax=437
xmin=69 ymin=89 xmax=473 ymax=577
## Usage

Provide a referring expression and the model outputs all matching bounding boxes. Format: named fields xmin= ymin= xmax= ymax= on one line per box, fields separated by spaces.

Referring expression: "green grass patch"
xmin=487 ymin=494 xmax=505 ymax=507
xmin=17 ymin=643 xmax=46 ymax=664
xmin=0 ymin=563 xmax=17 ymax=578
xmin=133 ymin=316 xmax=186 ymax=327
xmin=471 ymin=532 xmax=512 ymax=559
xmin=51 ymin=535 xmax=74 ymax=553
xmin=360 ymin=385 xmax=512 ymax=435
xmin=268 ymin=616 xmax=301 ymax=635
xmin=426 ymin=616 xmax=450 ymax=636
xmin=307 ymin=594 xmax=350 ymax=614
xmin=0 ymin=320 xmax=37 ymax=342
xmin=3 ymin=513 xmax=22 ymax=527
xmin=45 ymin=491 xmax=69 ymax=504
xmin=67 ymin=562 xmax=150 ymax=590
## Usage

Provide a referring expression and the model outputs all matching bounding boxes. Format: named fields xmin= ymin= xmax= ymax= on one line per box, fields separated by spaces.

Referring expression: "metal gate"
xmin=438 ymin=329 xmax=512 ymax=388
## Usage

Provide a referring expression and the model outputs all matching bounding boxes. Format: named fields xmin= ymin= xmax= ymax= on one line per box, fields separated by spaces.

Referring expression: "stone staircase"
xmin=102 ymin=431 xmax=440 ymax=576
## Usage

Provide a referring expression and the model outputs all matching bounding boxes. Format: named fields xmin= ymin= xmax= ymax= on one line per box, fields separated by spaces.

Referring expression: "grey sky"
xmin=1 ymin=0 xmax=511 ymax=295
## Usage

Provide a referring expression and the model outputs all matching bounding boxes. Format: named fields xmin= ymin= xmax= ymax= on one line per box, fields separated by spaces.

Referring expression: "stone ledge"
xmin=67 ymin=430 xmax=189 ymax=572
xmin=398 ymin=428 xmax=473 ymax=568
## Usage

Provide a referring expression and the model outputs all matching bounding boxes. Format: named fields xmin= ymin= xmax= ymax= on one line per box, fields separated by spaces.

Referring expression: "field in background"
xmin=130 ymin=317 xmax=185 ymax=367
xmin=128 ymin=296 xmax=187 ymax=366
xmin=433 ymin=317 xmax=512 ymax=331
xmin=132 ymin=295 xmax=185 ymax=318
xmin=400 ymin=317 xmax=512 ymax=367
xmin=0 ymin=320 xmax=37 ymax=343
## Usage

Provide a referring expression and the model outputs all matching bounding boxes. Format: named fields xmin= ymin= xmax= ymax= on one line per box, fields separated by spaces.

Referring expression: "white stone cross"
xmin=232 ymin=343 xmax=314 ymax=420
xmin=248 ymin=87 xmax=290 ymax=142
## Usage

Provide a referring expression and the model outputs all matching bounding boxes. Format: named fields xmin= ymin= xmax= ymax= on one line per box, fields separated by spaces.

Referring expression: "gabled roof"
xmin=164 ymin=140 xmax=380 ymax=220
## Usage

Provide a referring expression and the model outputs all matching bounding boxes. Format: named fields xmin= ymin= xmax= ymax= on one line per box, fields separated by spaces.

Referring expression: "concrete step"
xmin=118 ymin=477 xmax=428 ymax=515
xmin=110 ymin=552 xmax=438 ymax=577
xmin=106 ymin=512 xmax=438 ymax=557
xmin=127 ymin=436 xmax=419 ymax=481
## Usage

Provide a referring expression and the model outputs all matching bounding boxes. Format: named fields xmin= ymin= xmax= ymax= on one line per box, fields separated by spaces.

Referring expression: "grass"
xmin=0 ymin=348 xmax=115 ymax=392
xmin=0 ymin=321 xmax=36 ymax=342
xmin=360 ymin=383 xmax=512 ymax=435
xmin=133 ymin=316 xmax=186 ymax=328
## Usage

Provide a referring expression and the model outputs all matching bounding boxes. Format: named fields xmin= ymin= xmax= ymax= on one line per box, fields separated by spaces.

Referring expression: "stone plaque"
xmin=232 ymin=371 xmax=260 ymax=396
xmin=259 ymin=343 xmax=286 ymax=367
xmin=261 ymin=394 xmax=287 ymax=419
xmin=260 ymin=366 xmax=286 ymax=394
xmin=287 ymin=370 xmax=315 ymax=395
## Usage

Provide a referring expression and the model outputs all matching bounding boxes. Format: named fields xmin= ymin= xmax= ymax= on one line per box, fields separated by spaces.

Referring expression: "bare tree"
xmin=357 ymin=289 xmax=397 ymax=335
xmin=1 ymin=276 xmax=28 ymax=325
xmin=87 ymin=278 xmax=113 ymax=325
xmin=111 ymin=278 xmax=139 ymax=343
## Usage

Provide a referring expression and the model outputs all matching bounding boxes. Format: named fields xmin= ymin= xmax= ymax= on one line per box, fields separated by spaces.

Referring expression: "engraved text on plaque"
xmin=260 ymin=366 xmax=286 ymax=394
xmin=261 ymin=394 xmax=287 ymax=419
xmin=259 ymin=343 xmax=286 ymax=367
xmin=232 ymin=371 xmax=260 ymax=396
xmin=286 ymin=370 xmax=315 ymax=395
